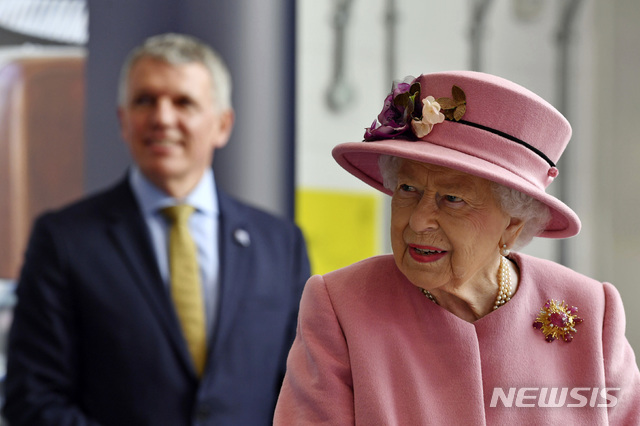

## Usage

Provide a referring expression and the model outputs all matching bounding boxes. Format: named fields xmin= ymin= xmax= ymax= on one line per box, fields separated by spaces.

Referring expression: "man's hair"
xmin=117 ymin=33 xmax=232 ymax=110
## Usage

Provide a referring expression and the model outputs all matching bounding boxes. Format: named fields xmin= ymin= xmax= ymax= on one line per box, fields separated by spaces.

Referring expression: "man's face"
xmin=118 ymin=57 xmax=233 ymax=197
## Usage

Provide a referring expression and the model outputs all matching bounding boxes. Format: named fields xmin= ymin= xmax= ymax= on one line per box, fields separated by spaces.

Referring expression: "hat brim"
xmin=332 ymin=140 xmax=581 ymax=239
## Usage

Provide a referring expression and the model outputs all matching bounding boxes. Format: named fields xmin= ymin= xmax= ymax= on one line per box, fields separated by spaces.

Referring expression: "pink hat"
xmin=332 ymin=70 xmax=581 ymax=238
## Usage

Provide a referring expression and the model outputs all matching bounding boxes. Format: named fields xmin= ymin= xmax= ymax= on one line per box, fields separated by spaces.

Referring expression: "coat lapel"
xmin=211 ymin=190 xmax=253 ymax=353
xmin=104 ymin=180 xmax=194 ymax=376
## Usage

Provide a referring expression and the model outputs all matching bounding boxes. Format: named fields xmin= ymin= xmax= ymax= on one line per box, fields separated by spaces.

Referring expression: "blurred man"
xmin=3 ymin=33 xmax=310 ymax=425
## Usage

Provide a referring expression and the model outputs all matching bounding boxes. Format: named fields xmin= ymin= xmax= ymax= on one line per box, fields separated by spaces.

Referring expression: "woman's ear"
xmin=501 ymin=217 xmax=525 ymax=249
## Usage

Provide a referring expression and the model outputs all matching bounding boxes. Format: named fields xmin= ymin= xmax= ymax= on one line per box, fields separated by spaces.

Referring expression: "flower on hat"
xmin=364 ymin=77 xmax=421 ymax=140
xmin=364 ymin=75 xmax=466 ymax=142
xmin=411 ymin=96 xmax=445 ymax=138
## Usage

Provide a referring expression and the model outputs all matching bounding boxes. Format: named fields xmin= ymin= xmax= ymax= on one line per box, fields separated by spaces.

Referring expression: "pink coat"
xmin=274 ymin=253 xmax=640 ymax=425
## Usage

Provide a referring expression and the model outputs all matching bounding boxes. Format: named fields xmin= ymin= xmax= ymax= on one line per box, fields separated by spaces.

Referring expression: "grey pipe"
xmin=469 ymin=0 xmax=495 ymax=72
xmin=556 ymin=0 xmax=585 ymax=267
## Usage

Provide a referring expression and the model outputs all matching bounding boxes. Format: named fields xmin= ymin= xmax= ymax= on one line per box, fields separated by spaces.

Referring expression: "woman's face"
xmin=390 ymin=159 xmax=516 ymax=291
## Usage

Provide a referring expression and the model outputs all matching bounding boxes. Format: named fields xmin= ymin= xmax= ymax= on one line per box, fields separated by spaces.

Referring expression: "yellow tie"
xmin=162 ymin=205 xmax=207 ymax=377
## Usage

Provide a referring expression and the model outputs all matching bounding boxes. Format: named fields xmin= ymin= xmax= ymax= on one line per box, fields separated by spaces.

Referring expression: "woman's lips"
xmin=408 ymin=244 xmax=447 ymax=263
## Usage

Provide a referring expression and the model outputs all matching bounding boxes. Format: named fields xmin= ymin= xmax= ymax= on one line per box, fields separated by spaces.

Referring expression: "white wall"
xmin=297 ymin=0 xmax=640 ymax=360
xmin=593 ymin=0 xmax=640 ymax=361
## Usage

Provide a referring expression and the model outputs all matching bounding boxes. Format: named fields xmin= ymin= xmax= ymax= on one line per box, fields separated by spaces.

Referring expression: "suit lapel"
xmin=104 ymin=180 xmax=194 ymax=376
xmin=211 ymin=190 xmax=253 ymax=353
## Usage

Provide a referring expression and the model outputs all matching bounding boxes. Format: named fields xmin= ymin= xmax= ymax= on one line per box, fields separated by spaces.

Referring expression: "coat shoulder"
xmin=324 ymin=255 xmax=398 ymax=280
xmin=32 ymin=179 xmax=133 ymax=230
xmin=219 ymin=191 xmax=295 ymax=227
xmin=320 ymin=255 xmax=407 ymax=299
xmin=514 ymin=252 xmax=609 ymax=309
xmin=516 ymin=253 xmax=603 ymax=288
xmin=218 ymin=191 xmax=305 ymax=244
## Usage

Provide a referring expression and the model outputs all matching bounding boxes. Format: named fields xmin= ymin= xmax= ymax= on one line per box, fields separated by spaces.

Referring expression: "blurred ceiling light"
xmin=0 ymin=0 xmax=87 ymax=45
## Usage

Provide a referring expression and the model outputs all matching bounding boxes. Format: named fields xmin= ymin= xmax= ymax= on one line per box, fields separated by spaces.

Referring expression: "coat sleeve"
xmin=274 ymin=274 xmax=355 ymax=425
xmin=601 ymin=282 xmax=640 ymax=424
xmin=2 ymin=215 xmax=101 ymax=426
xmin=276 ymin=224 xmax=312 ymax=387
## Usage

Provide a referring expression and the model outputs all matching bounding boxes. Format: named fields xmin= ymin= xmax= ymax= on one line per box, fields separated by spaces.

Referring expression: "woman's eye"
xmin=444 ymin=195 xmax=463 ymax=203
xmin=399 ymin=184 xmax=416 ymax=192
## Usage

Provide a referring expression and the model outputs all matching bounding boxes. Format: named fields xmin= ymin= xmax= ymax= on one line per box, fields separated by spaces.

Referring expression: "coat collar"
xmin=211 ymin=190 xmax=254 ymax=352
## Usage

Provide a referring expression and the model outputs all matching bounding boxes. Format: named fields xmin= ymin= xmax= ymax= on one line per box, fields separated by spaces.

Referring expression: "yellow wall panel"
xmin=296 ymin=188 xmax=381 ymax=275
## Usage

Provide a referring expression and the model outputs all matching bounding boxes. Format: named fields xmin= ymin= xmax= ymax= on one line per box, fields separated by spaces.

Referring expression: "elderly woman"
xmin=274 ymin=71 xmax=640 ymax=424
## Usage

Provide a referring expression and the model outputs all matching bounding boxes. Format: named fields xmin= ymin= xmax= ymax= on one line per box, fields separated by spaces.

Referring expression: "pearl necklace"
xmin=420 ymin=256 xmax=513 ymax=311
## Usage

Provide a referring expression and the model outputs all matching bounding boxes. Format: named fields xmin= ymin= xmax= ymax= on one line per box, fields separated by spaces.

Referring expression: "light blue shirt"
xmin=129 ymin=167 xmax=220 ymax=338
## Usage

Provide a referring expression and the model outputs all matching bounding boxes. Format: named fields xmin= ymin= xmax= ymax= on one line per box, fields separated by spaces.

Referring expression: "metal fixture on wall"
xmin=384 ymin=0 xmax=397 ymax=85
xmin=326 ymin=0 xmax=355 ymax=112
xmin=555 ymin=0 xmax=585 ymax=267
xmin=469 ymin=0 xmax=494 ymax=72
xmin=512 ymin=0 xmax=545 ymax=22
xmin=325 ymin=0 xmax=399 ymax=109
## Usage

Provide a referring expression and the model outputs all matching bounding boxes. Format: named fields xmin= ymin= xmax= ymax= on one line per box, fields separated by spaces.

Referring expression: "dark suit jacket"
xmin=2 ymin=176 xmax=310 ymax=425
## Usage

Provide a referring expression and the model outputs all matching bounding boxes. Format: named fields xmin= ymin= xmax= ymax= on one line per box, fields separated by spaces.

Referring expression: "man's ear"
xmin=213 ymin=109 xmax=235 ymax=149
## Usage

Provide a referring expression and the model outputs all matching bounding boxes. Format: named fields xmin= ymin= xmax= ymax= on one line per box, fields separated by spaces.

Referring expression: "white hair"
xmin=378 ymin=155 xmax=551 ymax=250
xmin=117 ymin=33 xmax=232 ymax=110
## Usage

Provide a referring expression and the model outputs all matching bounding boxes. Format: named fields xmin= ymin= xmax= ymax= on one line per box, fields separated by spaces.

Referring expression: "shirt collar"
xmin=129 ymin=167 xmax=219 ymax=216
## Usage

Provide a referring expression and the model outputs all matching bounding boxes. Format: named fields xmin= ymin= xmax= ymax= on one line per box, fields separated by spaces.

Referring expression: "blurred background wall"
xmin=0 ymin=0 xmax=638 ymax=384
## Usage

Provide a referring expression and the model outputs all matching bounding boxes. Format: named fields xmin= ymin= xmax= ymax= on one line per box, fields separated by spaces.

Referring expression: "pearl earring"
xmin=501 ymin=244 xmax=510 ymax=257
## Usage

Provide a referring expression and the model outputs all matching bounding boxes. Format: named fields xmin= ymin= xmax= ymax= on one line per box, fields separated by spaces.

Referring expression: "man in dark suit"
xmin=2 ymin=33 xmax=310 ymax=425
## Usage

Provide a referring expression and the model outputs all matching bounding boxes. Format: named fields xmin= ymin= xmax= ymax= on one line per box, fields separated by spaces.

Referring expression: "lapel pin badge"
xmin=233 ymin=228 xmax=251 ymax=247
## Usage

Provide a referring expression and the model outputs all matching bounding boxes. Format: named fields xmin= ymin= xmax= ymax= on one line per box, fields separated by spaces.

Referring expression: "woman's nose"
xmin=409 ymin=196 xmax=439 ymax=232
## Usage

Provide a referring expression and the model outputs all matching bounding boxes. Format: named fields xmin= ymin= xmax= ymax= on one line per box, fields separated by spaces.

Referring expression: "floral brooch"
xmin=363 ymin=75 xmax=466 ymax=142
xmin=533 ymin=299 xmax=583 ymax=343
